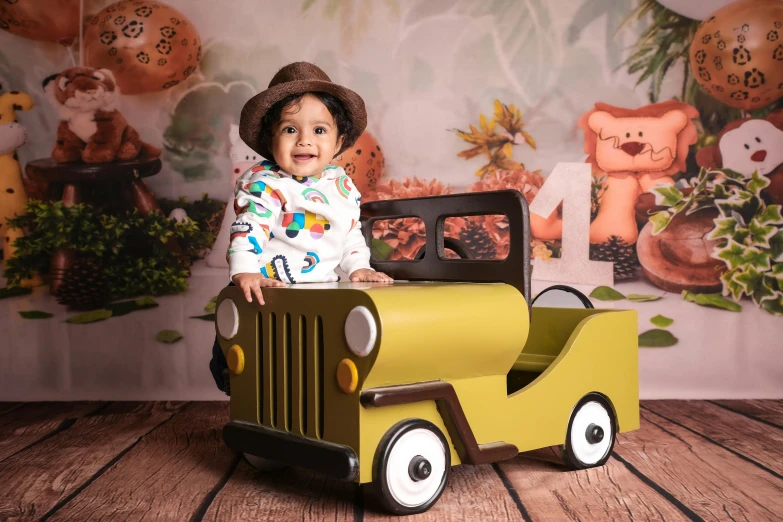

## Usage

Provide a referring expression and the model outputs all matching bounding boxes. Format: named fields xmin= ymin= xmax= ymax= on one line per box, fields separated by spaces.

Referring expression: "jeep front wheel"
xmin=373 ymin=419 xmax=450 ymax=515
xmin=562 ymin=393 xmax=616 ymax=470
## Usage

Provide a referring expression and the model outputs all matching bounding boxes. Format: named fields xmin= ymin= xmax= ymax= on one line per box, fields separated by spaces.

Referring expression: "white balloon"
xmin=656 ymin=0 xmax=738 ymax=20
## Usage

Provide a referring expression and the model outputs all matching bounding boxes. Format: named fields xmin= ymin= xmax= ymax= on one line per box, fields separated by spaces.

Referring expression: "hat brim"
xmin=239 ymin=79 xmax=367 ymax=161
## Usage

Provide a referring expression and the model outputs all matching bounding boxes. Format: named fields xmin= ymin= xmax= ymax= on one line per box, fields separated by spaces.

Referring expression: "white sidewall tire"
xmin=563 ymin=394 xmax=616 ymax=470
xmin=373 ymin=419 xmax=451 ymax=515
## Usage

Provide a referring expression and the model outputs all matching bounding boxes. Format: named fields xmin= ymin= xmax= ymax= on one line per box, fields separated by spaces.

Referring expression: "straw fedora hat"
xmin=239 ymin=62 xmax=367 ymax=161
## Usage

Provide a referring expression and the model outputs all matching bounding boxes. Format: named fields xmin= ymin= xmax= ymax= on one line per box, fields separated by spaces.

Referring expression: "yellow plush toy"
xmin=0 ymin=87 xmax=43 ymax=287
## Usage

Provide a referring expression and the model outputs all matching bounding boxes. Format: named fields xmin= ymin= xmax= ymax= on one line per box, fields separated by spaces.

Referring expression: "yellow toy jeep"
xmin=213 ymin=190 xmax=639 ymax=515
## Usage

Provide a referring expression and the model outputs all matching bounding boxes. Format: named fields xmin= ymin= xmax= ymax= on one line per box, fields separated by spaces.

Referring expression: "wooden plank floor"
xmin=0 ymin=401 xmax=780 ymax=521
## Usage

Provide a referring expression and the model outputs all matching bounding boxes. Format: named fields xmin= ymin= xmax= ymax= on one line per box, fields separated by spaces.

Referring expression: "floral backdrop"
xmin=1 ymin=0 xmax=782 ymax=400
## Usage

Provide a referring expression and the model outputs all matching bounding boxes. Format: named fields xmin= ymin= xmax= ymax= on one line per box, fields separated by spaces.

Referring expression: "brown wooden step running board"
xmin=361 ymin=380 xmax=518 ymax=465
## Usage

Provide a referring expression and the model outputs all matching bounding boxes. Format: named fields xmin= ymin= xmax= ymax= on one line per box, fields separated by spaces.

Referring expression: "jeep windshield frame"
xmin=359 ymin=189 xmax=532 ymax=306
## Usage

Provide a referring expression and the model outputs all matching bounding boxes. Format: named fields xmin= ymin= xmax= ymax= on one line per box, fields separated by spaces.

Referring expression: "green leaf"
xmin=757 ymin=205 xmax=783 ymax=225
xmin=712 ymin=182 xmax=731 ymax=200
xmin=371 ymin=238 xmax=394 ymax=261
xmin=653 ymin=185 xmax=684 ymax=207
xmin=589 ymin=286 xmax=626 ymax=301
xmin=735 ymin=266 xmax=764 ymax=296
xmin=638 ymin=329 xmax=678 ymax=347
xmin=748 ymin=218 xmax=778 ymax=248
xmin=761 ymin=294 xmax=783 ymax=315
xmin=190 ymin=313 xmax=216 ymax=321
xmin=741 ymin=247 xmax=772 ymax=271
xmin=135 ymin=297 xmax=159 ymax=309
xmin=720 ymin=169 xmax=746 ymax=181
xmin=747 ymin=171 xmax=771 ymax=195
xmin=716 ymin=194 xmax=761 ymax=225
xmin=205 ymin=296 xmax=218 ymax=313
xmin=19 ymin=310 xmax=53 ymax=319
xmin=66 ymin=309 xmax=113 ymax=324
xmin=301 ymin=0 xmax=317 ymax=11
xmin=0 ymin=286 xmax=32 ymax=299
xmin=156 ymin=330 xmax=183 ymax=344
xmin=772 ymin=263 xmax=783 ymax=279
xmin=650 ymin=314 xmax=674 ymax=328
xmin=627 ymin=294 xmax=662 ymax=302
xmin=722 ymin=268 xmax=746 ymax=300
xmin=707 ymin=217 xmax=738 ymax=241
xmin=770 ymin=230 xmax=783 ymax=262
xmin=714 ymin=240 xmax=746 ymax=270
xmin=682 ymin=291 xmax=742 ymax=312
xmin=649 ymin=211 xmax=672 ymax=235
xmin=106 ymin=297 xmax=159 ymax=317
xmin=753 ymin=275 xmax=779 ymax=305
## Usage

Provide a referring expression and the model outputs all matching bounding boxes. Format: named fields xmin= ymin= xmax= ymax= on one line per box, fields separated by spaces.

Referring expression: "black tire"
xmin=373 ymin=419 xmax=451 ymax=515
xmin=209 ymin=335 xmax=230 ymax=396
xmin=562 ymin=393 xmax=616 ymax=470
xmin=243 ymin=453 xmax=286 ymax=472
xmin=531 ymin=284 xmax=594 ymax=308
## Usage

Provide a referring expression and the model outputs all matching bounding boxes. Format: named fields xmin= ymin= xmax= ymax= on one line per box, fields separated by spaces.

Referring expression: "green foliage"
xmin=3 ymin=200 xmax=210 ymax=301
xmin=652 ymin=168 xmax=782 ymax=315
xmin=650 ymin=314 xmax=673 ymax=328
xmin=620 ymin=0 xmax=699 ymax=104
xmin=620 ymin=0 xmax=783 ymax=137
xmin=589 ymin=286 xmax=626 ymax=301
xmin=66 ymin=309 xmax=113 ymax=324
xmin=19 ymin=311 xmax=53 ymax=319
xmin=156 ymin=330 xmax=183 ymax=344
xmin=638 ymin=329 xmax=678 ymax=347
xmin=159 ymin=193 xmax=227 ymax=258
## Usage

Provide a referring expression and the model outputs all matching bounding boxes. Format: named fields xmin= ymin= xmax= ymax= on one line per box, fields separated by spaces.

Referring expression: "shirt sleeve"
xmin=340 ymin=219 xmax=374 ymax=276
xmin=228 ymin=170 xmax=287 ymax=279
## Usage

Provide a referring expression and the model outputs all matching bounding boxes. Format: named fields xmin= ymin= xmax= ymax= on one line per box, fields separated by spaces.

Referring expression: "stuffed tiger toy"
xmin=43 ymin=66 xmax=161 ymax=163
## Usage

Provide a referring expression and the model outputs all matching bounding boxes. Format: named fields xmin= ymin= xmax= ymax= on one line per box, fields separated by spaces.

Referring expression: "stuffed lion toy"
xmin=43 ymin=66 xmax=161 ymax=164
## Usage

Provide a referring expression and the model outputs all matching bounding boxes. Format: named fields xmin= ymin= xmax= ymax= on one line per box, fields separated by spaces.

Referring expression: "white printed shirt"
xmin=228 ymin=160 xmax=372 ymax=283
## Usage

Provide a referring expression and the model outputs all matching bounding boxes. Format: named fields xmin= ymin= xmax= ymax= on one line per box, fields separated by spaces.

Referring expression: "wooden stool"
xmin=26 ymin=157 xmax=165 ymax=295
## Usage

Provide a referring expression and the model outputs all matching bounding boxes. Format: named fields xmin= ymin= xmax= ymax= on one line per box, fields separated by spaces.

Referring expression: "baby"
xmin=229 ymin=61 xmax=392 ymax=302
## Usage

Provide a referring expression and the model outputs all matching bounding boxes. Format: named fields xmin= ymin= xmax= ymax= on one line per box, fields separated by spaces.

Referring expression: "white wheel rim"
xmin=386 ymin=428 xmax=447 ymax=508
xmin=570 ymin=401 xmax=612 ymax=465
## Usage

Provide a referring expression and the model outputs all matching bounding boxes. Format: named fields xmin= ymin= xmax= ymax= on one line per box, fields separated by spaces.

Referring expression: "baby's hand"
xmin=349 ymin=268 xmax=394 ymax=283
xmin=231 ymin=273 xmax=285 ymax=304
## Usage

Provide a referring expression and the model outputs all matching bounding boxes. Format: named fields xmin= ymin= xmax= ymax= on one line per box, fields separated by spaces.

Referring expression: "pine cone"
xmin=459 ymin=219 xmax=497 ymax=259
xmin=55 ymin=257 xmax=111 ymax=310
xmin=590 ymin=236 xmax=640 ymax=280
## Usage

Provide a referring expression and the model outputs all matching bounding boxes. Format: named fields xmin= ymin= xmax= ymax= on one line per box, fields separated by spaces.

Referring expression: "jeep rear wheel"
xmin=373 ymin=419 xmax=450 ymax=515
xmin=243 ymin=453 xmax=286 ymax=472
xmin=562 ymin=394 xmax=616 ymax=470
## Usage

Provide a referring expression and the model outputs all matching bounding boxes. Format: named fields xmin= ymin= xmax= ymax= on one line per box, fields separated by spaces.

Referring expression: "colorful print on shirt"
xmin=301 ymin=187 xmax=329 ymax=204
xmin=302 ymin=251 xmax=320 ymax=273
xmin=335 ymin=175 xmax=353 ymax=199
xmin=251 ymin=160 xmax=280 ymax=173
xmin=282 ymin=211 xmax=331 ymax=239
xmin=260 ymin=255 xmax=295 ymax=283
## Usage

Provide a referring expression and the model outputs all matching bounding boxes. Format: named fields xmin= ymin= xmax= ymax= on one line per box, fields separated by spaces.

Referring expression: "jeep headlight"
xmin=344 ymin=306 xmax=377 ymax=357
xmin=216 ymin=298 xmax=239 ymax=340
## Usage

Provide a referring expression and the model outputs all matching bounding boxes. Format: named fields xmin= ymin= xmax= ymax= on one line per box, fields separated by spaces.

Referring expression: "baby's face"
xmin=271 ymin=94 xmax=344 ymax=178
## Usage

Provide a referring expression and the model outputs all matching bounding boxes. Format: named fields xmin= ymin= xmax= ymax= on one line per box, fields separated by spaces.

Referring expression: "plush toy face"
xmin=719 ymin=119 xmax=783 ymax=177
xmin=44 ymin=66 xmax=117 ymax=113
xmin=587 ymin=110 xmax=689 ymax=173
xmin=0 ymin=123 xmax=26 ymax=155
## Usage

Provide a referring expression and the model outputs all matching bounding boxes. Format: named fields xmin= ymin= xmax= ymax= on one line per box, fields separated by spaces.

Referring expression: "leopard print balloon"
xmin=83 ymin=0 xmax=201 ymax=95
xmin=333 ymin=131 xmax=385 ymax=194
xmin=689 ymin=0 xmax=783 ymax=111
xmin=0 ymin=0 xmax=79 ymax=44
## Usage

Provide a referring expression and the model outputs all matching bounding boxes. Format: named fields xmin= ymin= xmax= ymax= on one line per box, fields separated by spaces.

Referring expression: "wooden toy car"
xmin=213 ymin=190 xmax=639 ymax=515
